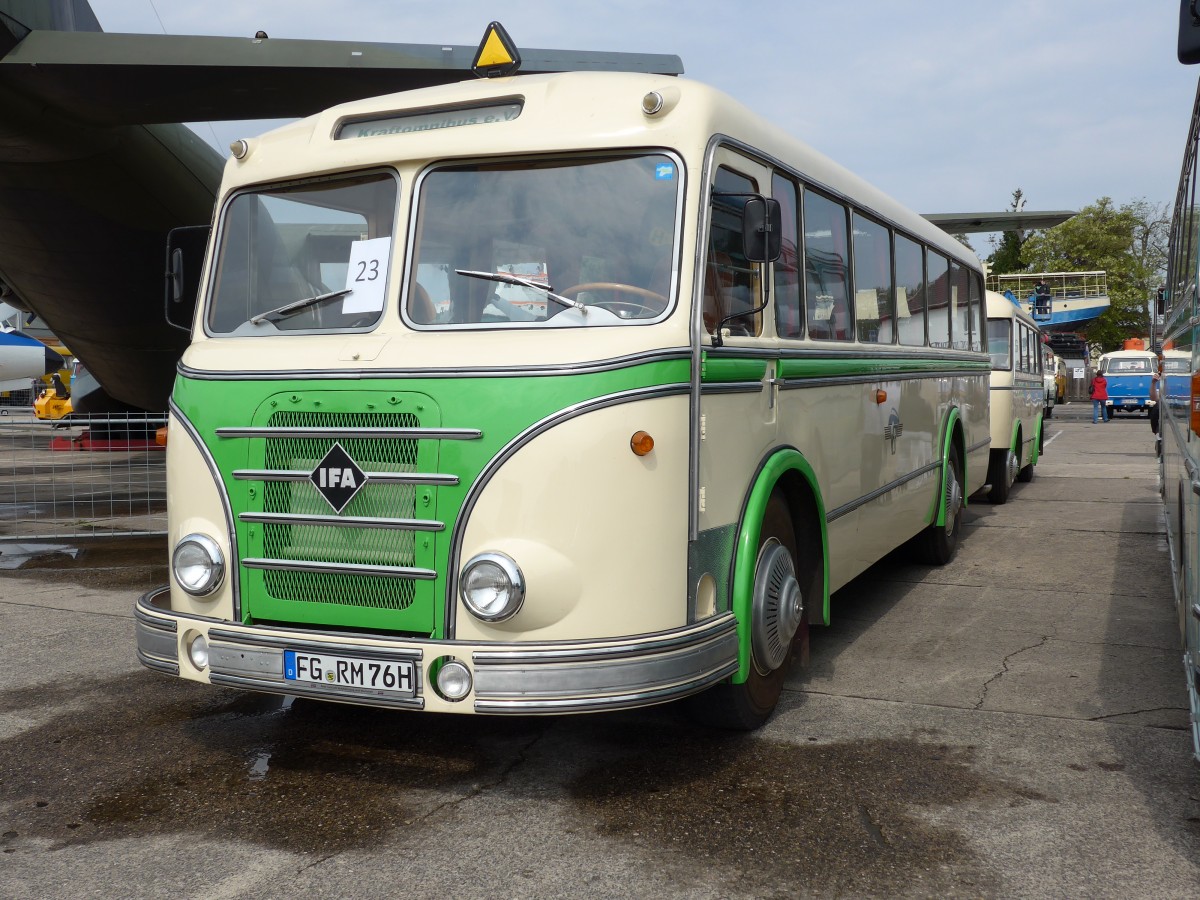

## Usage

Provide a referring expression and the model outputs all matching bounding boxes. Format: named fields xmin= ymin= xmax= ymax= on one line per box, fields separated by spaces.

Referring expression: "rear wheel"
xmin=686 ymin=495 xmax=803 ymax=730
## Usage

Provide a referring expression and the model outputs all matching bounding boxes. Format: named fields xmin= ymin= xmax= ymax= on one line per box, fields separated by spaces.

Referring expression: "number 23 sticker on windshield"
xmin=343 ymin=237 xmax=390 ymax=314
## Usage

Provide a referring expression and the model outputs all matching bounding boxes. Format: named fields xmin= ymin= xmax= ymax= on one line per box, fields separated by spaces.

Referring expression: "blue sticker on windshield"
xmin=655 ymin=163 xmax=676 ymax=181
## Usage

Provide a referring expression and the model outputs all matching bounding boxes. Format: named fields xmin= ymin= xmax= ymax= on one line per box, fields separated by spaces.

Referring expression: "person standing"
xmin=1089 ymin=369 xmax=1109 ymax=423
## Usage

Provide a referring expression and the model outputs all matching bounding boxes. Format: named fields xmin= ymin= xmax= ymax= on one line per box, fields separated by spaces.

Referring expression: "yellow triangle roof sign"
xmin=472 ymin=22 xmax=522 ymax=77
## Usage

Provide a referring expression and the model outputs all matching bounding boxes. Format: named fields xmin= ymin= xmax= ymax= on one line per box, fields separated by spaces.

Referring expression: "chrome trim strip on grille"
xmin=239 ymin=512 xmax=444 ymax=532
xmin=232 ymin=469 xmax=459 ymax=486
xmin=444 ymin=383 xmax=690 ymax=637
xmin=178 ymin=347 xmax=691 ymax=381
xmin=242 ymin=558 xmax=437 ymax=580
xmin=217 ymin=427 xmax=481 ymax=440
xmin=825 ymin=460 xmax=942 ymax=523
xmin=168 ymin=400 xmax=242 ymax=618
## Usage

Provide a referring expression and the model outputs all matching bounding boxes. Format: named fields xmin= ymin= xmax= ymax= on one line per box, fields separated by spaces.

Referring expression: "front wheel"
xmin=914 ymin=444 xmax=963 ymax=565
xmin=686 ymin=495 xmax=803 ymax=730
xmin=988 ymin=448 xmax=1017 ymax=504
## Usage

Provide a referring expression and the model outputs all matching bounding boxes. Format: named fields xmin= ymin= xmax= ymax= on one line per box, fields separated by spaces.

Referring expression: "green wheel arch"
xmin=729 ymin=449 xmax=830 ymax=683
xmin=933 ymin=408 xmax=965 ymax=529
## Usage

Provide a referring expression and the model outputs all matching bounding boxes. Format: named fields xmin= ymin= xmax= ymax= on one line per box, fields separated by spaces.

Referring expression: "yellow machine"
xmin=33 ymin=371 xmax=72 ymax=419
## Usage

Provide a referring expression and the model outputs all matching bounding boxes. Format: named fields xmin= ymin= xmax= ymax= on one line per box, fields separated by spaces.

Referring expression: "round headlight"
xmin=172 ymin=533 xmax=225 ymax=596
xmin=460 ymin=552 xmax=525 ymax=622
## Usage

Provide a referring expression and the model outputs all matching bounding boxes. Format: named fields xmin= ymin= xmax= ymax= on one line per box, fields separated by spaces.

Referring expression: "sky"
xmin=86 ymin=0 xmax=1200 ymax=253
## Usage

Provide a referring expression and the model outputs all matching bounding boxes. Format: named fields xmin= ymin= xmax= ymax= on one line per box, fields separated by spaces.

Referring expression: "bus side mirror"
xmin=1181 ymin=0 xmax=1200 ymax=63
xmin=742 ymin=197 xmax=782 ymax=263
xmin=165 ymin=225 xmax=211 ymax=332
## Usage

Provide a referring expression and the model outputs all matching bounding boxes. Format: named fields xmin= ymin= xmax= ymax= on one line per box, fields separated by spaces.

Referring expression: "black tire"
xmin=988 ymin=448 xmax=1014 ymax=504
xmin=915 ymin=443 xmax=963 ymax=566
xmin=686 ymin=494 xmax=798 ymax=730
xmin=1017 ymin=444 xmax=1034 ymax=483
xmin=1045 ymin=405 xmax=1054 ymax=418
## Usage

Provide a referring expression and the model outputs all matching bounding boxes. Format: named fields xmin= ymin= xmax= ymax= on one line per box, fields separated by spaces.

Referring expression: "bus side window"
xmin=852 ymin=213 xmax=893 ymax=343
xmin=927 ymin=251 xmax=950 ymax=348
xmin=895 ymin=233 xmax=926 ymax=347
xmin=804 ymin=190 xmax=851 ymax=341
xmin=772 ymin=173 xmax=802 ymax=339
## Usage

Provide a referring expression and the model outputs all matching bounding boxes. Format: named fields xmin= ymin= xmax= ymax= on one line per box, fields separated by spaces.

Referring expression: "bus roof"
xmin=222 ymin=70 xmax=980 ymax=272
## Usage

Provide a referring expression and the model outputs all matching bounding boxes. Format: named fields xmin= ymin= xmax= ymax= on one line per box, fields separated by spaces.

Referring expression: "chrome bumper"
xmin=136 ymin=586 xmax=740 ymax=715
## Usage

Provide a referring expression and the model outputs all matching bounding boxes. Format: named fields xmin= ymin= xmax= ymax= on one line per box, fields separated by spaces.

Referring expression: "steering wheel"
xmin=559 ymin=282 xmax=668 ymax=318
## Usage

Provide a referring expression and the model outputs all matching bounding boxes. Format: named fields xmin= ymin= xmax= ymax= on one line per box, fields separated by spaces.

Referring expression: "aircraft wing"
xmin=922 ymin=211 xmax=1077 ymax=233
xmin=0 ymin=30 xmax=684 ymax=126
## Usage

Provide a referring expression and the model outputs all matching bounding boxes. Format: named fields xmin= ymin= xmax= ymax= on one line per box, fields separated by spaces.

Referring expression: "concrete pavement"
xmin=0 ymin=399 xmax=1196 ymax=898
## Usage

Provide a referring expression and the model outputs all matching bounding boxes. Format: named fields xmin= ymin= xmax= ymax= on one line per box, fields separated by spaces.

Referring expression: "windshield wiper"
xmin=454 ymin=269 xmax=586 ymax=312
xmin=249 ymin=287 xmax=353 ymax=325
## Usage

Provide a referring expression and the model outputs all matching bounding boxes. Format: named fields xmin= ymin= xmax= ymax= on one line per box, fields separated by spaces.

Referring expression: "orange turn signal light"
xmin=630 ymin=430 xmax=655 ymax=456
xmin=155 ymin=426 xmax=168 ymax=447
xmin=875 ymin=389 xmax=887 ymax=404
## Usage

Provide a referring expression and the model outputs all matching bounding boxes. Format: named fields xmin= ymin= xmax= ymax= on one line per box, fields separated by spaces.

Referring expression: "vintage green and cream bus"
xmin=137 ymin=45 xmax=991 ymax=728
xmin=984 ymin=290 xmax=1044 ymax=504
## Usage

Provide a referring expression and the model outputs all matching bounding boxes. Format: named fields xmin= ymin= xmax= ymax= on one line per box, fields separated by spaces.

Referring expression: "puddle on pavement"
xmin=0 ymin=673 xmax=543 ymax=855
xmin=565 ymin=717 xmax=1047 ymax=897
xmin=1 ymin=675 xmax=1046 ymax=890
xmin=0 ymin=535 xmax=167 ymax=588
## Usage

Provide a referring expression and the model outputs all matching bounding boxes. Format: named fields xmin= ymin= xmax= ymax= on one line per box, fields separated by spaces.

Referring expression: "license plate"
xmin=284 ymin=650 xmax=417 ymax=696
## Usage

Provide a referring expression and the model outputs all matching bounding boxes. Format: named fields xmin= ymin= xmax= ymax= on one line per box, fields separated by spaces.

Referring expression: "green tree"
xmin=986 ymin=188 xmax=1027 ymax=276
xmin=1018 ymin=197 xmax=1167 ymax=352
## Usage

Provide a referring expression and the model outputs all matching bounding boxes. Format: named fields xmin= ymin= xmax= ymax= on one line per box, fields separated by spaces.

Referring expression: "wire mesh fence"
xmin=0 ymin=409 xmax=167 ymax=542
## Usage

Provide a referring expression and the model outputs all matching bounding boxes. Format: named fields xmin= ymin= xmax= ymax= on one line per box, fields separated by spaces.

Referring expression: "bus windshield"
xmin=987 ymin=319 xmax=1011 ymax=370
xmin=406 ymin=153 xmax=681 ymax=328
xmin=208 ymin=172 xmax=399 ymax=334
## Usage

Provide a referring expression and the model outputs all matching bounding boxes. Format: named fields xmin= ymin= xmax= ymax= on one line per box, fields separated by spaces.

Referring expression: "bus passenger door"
xmin=695 ymin=153 xmax=783 ymax=575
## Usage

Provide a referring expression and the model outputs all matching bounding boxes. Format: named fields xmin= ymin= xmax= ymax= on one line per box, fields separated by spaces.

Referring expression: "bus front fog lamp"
xmin=460 ymin=552 xmax=525 ymax=622
xmin=187 ymin=633 xmax=209 ymax=670
xmin=172 ymin=533 xmax=225 ymax=596
xmin=435 ymin=658 xmax=472 ymax=701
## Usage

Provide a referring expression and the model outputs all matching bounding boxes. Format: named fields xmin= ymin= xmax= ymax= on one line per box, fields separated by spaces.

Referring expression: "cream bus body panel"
xmin=454 ymin=396 xmax=689 ymax=642
xmin=986 ymin=291 xmax=1042 ymax=469
xmin=165 ymin=410 xmax=236 ymax=621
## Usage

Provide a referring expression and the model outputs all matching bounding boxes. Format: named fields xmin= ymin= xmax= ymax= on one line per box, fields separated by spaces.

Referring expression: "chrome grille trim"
xmin=217 ymin=427 xmax=481 ymax=440
xmin=242 ymin=558 xmax=437 ymax=580
xmin=233 ymin=469 xmax=458 ymax=486
xmin=239 ymin=512 xmax=444 ymax=532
